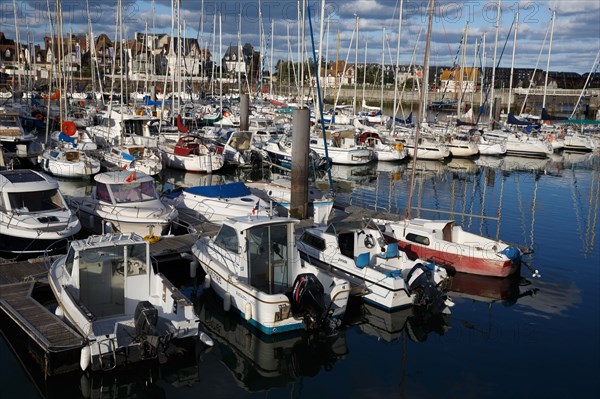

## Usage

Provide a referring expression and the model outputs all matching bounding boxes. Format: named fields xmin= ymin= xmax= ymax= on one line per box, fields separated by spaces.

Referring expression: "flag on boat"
xmin=252 ymin=199 xmax=260 ymax=215
xmin=125 ymin=170 xmax=137 ymax=183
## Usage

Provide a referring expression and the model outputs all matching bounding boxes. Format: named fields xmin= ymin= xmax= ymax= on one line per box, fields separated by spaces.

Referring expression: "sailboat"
xmin=383 ymin=0 xmax=522 ymax=278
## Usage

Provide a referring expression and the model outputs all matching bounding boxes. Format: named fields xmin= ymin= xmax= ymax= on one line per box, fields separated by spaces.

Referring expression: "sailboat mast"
xmin=488 ymin=0 xmax=501 ymax=129
xmin=354 ymin=15 xmax=359 ymax=115
xmin=406 ymin=0 xmax=434 ymax=220
xmin=542 ymin=9 xmax=556 ymax=110
xmin=380 ymin=26 xmax=385 ymax=113
xmin=507 ymin=11 xmax=519 ymax=114
xmin=392 ymin=0 xmax=404 ymax=134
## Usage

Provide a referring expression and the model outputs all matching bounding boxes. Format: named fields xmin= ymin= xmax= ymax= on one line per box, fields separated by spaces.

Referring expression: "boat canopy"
xmin=185 ymin=182 xmax=251 ymax=198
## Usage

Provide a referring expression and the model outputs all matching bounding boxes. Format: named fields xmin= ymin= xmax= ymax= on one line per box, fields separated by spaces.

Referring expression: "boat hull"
xmin=395 ymin=240 xmax=520 ymax=277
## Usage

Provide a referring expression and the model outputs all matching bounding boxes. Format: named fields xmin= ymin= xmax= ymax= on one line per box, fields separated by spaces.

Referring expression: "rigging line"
xmin=306 ymin=2 xmax=333 ymax=194
xmin=475 ymin=16 xmax=516 ymax=126
xmin=519 ymin=20 xmax=552 ymax=115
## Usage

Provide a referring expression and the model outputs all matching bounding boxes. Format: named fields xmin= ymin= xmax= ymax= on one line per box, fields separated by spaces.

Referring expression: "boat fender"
xmin=395 ymin=143 xmax=404 ymax=151
xmin=500 ymin=246 xmax=521 ymax=260
xmin=190 ymin=260 xmax=198 ymax=278
xmin=364 ymin=234 xmax=375 ymax=249
xmin=54 ymin=305 xmax=64 ymax=320
xmin=80 ymin=346 xmax=91 ymax=371
xmin=223 ymin=292 xmax=232 ymax=312
xmin=144 ymin=234 xmax=160 ymax=243
xmin=203 ymin=273 xmax=211 ymax=289
xmin=199 ymin=330 xmax=214 ymax=347
xmin=244 ymin=303 xmax=252 ymax=321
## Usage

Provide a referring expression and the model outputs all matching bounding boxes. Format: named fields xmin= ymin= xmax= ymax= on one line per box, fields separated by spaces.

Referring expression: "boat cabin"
xmin=62 ymin=234 xmax=152 ymax=318
xmin=212 ymin=217 xmax=297 ymax=294
xmin=0 ymin=169 xmax=67 ymax=214
xmin=93 ymin=171 xmax=158 ymax=205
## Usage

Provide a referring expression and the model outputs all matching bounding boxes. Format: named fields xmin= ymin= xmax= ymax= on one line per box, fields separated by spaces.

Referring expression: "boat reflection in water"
xmin=197 ymin=289 xmax=349 ymax=392
xmin=447 ymin=272 xmax=537 ymax=306
xmin=344 ymin=297 xmax=450 ymax=343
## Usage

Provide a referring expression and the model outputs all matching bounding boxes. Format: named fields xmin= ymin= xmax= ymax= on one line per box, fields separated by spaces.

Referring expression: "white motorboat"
xmin=563 ymin=132 xmax=596 ymax=152
xmin=159 ymin=134 xmax=225 ymax=173
xmin=163 ymin=181 xmax=275 ymax=223
xmin=0 ymin=169 xmax=81 ymax=257
xmin=102 ymin=144 xmax=162 ymax=176
xmin=191 ymin=216 xmax=351 ymax=335
xmin=296 ymin=219 xmax=452 ymax=312
xmin=356 ymin=131 xmax=408 ymax=162
xmin=68 ymin=170 xmax=178 ymax=237
xmin=392 ymin=135 xmax=450 ymax=160
xmin=484 ymin=130 xmax=553 ymax=158
xmin=310 ymin=129 xmax=373 ymax=165
xmin=48 ymin=233 xmax=213 ymax=371
xmin=0 ymin=107 xmax=36 ymax=152
xmin=40 ymin=140 xmax=101 ymax=179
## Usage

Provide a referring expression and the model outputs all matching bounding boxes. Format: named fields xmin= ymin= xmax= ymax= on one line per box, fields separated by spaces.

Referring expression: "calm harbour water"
xmin=1 ymin=151 xmax=599 ymax=399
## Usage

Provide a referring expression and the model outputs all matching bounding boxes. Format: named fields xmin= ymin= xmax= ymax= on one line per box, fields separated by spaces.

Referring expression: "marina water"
xmin=1 ymin=151 xmax=599 ymax=398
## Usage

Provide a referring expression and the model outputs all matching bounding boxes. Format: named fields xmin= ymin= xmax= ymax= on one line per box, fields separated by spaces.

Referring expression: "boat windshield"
xmin=8 ymin=189 xmax=65 ymax=212
xmin=110 ymin=181 xmax=157 ymax=203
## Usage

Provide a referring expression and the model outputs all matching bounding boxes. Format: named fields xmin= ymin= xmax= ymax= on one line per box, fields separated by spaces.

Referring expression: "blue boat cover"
xmin=144 ymin=96 xmax=164 ymax=106
xmin=58 ymin=132 xmax=77 ymax=148
xmin=185 ymin=182 xmax=251 ymax=198
xmin=500 ymin=246 xmax=521 ymax=260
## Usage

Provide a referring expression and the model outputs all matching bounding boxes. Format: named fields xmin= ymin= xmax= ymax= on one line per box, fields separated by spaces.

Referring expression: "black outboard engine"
xmin=134 ymin=300 xmax=158 ymax=336
xmin=290 ymin=273 xmax=327 ymax=330
xmin=405 ymin=263 xmax=446 ymax=313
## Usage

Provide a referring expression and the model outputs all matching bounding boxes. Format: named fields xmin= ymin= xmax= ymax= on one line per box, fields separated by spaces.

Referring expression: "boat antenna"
xmin=307 ymin=2 xmax=334 ymax=194
xmin=405 ymin=0 xmax=434 ymax=222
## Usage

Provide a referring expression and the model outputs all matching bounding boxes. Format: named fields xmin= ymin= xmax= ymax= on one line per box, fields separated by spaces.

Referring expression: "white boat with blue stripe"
xmin=296 ymin=219 xmax=452 ymax=312
xmin=191 ymin=216 xmax=350 ymax=335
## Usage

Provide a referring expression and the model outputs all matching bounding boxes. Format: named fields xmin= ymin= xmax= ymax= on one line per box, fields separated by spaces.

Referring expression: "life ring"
xmin=223 ymin=111 xmax=231 ymax=117
xmin=62 ymin=121 xmax=77 ymax=136
xmin=364 ymin=234 xmax=375 ymax=249
xmin=35 ymin=113 xmax=44 ymax=121
xmin=395 ymin=143 xmax=404 ymax=151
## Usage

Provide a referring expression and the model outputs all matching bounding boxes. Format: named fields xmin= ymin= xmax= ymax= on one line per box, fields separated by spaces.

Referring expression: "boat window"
xmin=79 ymin=245 xmax=125 ymax=317
xmin=8 ymin=189 xmax=64 ymax=212
xmin=125 ymin=243 xmax=147 ymax=276
xmin=64 ymin=247 xmax=75 ymax=276
xmin=299 ymin=232 xmax=325 ymax=251
xmin=96 ymin=183 xmax=111 ymax=202
xmin=406 ymin=233 xmax=430 ymax=246
xmin=110 ymin=181 xmax=157 ymax=203
xmin=248 ymin=223 xmax=290 ymax=294
xmin=214 ymin=224 xmax=239 ymax=254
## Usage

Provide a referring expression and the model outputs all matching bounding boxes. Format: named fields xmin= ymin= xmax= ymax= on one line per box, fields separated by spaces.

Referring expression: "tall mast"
xmin=392 ymin=0 xmax=404 ymax=134
xmin=13 ymin=0 xmax=22 ymax=89
xmin=488 ymin=0 xmax=501 ymax=129
xmin=406 ymin=0 xmax=434 ymax=220
xmin=353 ymin=15 xmax=359 ymax=115
xmin=479 ymin=32 xmax=486 ymax=108
xmin=324 ymin=15 xmax=330 ymax=101
xmin=542 ymin=9 xmax=556 ymax=110
xmin=380 ymin=26 xmax=385 ymax=113
xmin=507 ymin=11 xmax=519 ymax=114
xmin=317 ymin=0 xmax=326 ymax=113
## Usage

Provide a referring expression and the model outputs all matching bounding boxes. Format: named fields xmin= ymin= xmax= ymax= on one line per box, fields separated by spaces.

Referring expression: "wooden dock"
xmin=0 ymin=259 xmax=85 ymax=376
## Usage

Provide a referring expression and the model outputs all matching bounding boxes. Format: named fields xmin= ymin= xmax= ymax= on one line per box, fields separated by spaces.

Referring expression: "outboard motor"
xmin=405 ymin=263 xmax=447 ymax=313
xmin=134 ymin=300 xmax=158 ymax=336
xmin=290 ymin=273 xmax=327 ymax=330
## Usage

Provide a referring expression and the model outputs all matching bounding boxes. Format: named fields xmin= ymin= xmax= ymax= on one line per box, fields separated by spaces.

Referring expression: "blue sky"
xmin=3 ymin=0 xmax=599 ymax=74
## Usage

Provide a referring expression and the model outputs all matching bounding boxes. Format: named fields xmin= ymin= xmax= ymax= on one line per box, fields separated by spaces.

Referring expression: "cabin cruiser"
xmin=191 ymin=216 xmax=351 ymax=335
xmin=48 ymin=233 xmax=213 ymax=371
xmin=0 ymin=107 xmax=36 ymax=152
xmin=68 ymin=170 xmax=178 ymax=237
xmin=0 ymin=169 xmax=81 ymax=258
xmin=310 ymin=129 xmax=374 ymax=165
